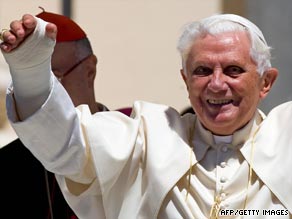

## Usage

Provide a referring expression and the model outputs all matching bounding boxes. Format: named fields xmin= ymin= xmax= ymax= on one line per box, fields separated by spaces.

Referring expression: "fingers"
xmin=0 ymin=14 xmax=55 ymax=53
xmin=0 ymin=28 xmax=16 ymax=52
xmin=1 ymin=14 xmax=57 ymax=53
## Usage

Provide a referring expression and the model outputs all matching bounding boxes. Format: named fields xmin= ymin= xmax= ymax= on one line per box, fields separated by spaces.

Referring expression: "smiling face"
xmin=181 ymin=31 xmax=277 ymax=135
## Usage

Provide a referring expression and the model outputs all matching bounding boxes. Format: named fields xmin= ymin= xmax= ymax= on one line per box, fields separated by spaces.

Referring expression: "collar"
xmin=192 ymin=110 xmax=264 ymax=162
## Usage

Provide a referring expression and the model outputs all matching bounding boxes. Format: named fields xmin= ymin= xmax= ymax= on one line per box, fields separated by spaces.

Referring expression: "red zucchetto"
xmin=36 ymin=7 xmax=86 ymax=42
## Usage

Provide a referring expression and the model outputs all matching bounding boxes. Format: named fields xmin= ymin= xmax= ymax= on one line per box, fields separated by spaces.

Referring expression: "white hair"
xmin=177 ymin=14 xmax=272 ymax=76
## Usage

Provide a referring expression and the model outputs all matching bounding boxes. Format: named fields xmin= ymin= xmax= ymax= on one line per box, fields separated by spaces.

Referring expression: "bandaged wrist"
xmin=3 ymin=17 xmax=56 ymax=120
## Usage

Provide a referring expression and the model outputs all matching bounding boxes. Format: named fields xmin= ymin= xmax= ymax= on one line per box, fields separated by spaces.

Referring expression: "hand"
xmin=0 ymin=14 xmax=57 ymax=52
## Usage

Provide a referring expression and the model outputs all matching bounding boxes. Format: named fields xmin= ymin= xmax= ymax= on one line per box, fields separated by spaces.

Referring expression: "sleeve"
xmin=7 ymin=76 xmax=145 ymax=218
xmin=253 ymin=101 xmax=292 ymax=213
xmin=6 ymin=77 xmax=91 ymax=180
xmin=55 ymin=103 xmax=145 ymax=219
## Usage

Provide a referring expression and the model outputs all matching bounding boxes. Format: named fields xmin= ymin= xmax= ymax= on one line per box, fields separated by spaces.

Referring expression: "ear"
xmin=259 ymin=67 xmax=278 ymax=99
xmin=180 ymin=69 xmax=189 ymax=90
xmin=86 ymin=55 xmax=98 ymax=88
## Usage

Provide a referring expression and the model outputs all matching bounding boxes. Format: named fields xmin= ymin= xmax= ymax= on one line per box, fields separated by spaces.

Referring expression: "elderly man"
xmin=1 ymin=13 xmax=291 ymax=219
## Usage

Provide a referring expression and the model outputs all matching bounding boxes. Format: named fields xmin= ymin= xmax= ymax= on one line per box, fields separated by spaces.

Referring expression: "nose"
xmin=207 ymin=68 xmax=228 ymax=92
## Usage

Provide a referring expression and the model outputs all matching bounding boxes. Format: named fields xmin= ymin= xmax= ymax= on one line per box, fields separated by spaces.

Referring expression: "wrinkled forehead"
xmin=186 ymin=31 xmax=253 ymax=66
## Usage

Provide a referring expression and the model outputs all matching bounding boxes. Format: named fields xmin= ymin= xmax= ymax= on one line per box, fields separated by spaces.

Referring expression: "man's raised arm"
xmin=1 ymin=14 xmax=56 ymax=119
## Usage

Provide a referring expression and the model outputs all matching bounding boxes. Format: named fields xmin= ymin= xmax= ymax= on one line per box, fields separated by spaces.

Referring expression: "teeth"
xmin=208 ymin=99 xmax=232 ymax=105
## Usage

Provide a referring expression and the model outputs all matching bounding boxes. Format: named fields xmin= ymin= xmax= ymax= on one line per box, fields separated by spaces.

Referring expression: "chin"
xmin=204 ymin=116 xmax=239 ymax=135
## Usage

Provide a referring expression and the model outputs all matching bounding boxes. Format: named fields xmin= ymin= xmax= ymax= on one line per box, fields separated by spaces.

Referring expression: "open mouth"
xmin=207 ymin=99 xmax=233 ymax=106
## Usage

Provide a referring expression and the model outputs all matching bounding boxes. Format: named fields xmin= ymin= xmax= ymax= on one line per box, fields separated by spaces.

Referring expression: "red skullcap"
xmin=36 ymin=8 xmax=86 ymax=42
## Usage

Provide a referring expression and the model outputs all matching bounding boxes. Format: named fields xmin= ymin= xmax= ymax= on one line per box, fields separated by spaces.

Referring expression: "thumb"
xmin=45 ymin=22 xmax=57 ymax=41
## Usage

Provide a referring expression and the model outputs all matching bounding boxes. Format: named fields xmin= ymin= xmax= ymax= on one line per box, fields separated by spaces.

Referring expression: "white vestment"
xmin=7 ymin=81 xmax=292 ymax=218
